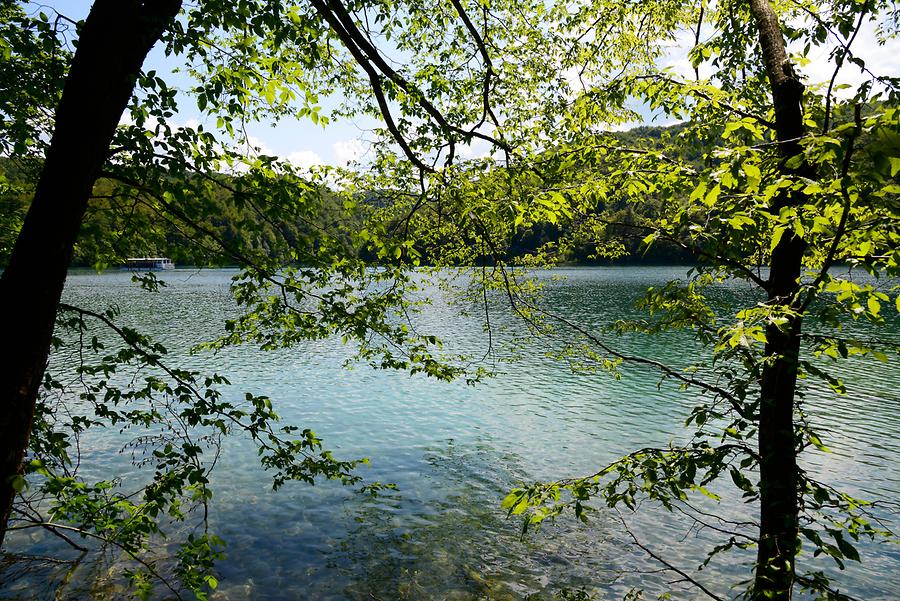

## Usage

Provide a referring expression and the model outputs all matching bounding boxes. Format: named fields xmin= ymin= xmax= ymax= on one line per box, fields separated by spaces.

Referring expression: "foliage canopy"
xmin=0 ymin=0 xmax=898 ymax=599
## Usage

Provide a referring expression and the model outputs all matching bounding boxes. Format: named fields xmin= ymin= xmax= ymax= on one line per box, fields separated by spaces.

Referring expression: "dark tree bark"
xmin=0 ymin=0 xmax=181 ymax=549
xmin=747 ymin=0 xmax=816 ymax=597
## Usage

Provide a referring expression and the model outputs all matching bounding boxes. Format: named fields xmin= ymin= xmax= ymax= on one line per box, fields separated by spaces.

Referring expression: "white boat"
xmin=123 ymin=257 xmax=175 ymax=270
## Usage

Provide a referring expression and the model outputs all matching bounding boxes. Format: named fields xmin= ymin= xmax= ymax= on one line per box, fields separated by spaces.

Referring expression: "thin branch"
xmin=531 ymin=302 xmax=754 ymax=420
xmin=799 ymin=104 xmax=862 ymax=312
xmin=6 ymin=521 xmax=184 ymax=601
xmin=822 ymin=5 xmax=870 ymax=133
xmin=637 ymin=75 xmax=775 ymax=128
xmin=617 ymin=511 xmax=726 ymax=601
xmin=693 ymin=1 xmax=705 ymax=81
xmin=448 ymin=0 xmax=501 ymax=131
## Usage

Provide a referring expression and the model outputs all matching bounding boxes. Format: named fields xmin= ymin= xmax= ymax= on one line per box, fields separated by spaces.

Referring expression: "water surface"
xmin=3 ymin=266 xmax=898 ymax=600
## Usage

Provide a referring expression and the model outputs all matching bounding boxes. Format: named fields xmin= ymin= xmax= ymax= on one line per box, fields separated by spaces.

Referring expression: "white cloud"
xmin=793 ymin=20 xmax=899 ymax=94
xmin=219 ymin=136 xmax=279 ymax=174
xmin=661 ymin=55 xmax=701 ymax=81
xmin=604 ymin=120 xmax=642 ymax=132
xmin=243 ymin=135 xmax=274 ymax=156
xmin=458 ymin=139 xmax=491 ymax=160
xmin=285 ymin=149 xmax=323 ymax=170
xmin=562 ymin=66 xmax=587 ymax=95
xmin=332 ymin=138 xmax=366 ymax=165
xmin=657 ymin=27 xmax=715 ymax=82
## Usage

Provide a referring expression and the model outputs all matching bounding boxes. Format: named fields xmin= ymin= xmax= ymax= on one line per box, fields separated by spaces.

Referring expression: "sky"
xmin=36 ymin=1 xmax=900 ymax=168
xmin=46 ymin=0 xmax=382 ymax=168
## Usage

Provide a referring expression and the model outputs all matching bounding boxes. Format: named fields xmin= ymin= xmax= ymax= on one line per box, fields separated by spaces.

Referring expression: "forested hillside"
xmin=2 ymin=124 xmax=701 ymax=268
xmin=0 ymin=157 xmax=354 ymax=267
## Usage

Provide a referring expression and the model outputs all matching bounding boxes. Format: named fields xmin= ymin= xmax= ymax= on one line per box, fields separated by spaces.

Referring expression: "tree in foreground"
xmin=341 ymin=0 xmax=900 ymax=599
xmin=0 ymin=0 xmax=572 ymax=597
xmin=1 ymin=0 xmax=899 ymax=599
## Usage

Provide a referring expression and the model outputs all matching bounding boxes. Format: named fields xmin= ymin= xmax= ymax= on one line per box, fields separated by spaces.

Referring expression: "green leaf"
xmin=10 ymin=474 xmax=27 ymax=493
xmin=770 ymin=227 xmax=786 ymax=252
xmin=833 ymin=531 xmax=861 ymax=562
xmin=867 ymin=296 xmax=881 ymax=316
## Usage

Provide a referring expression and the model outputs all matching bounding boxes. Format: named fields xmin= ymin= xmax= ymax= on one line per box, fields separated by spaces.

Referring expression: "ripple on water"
xmin=3 ymin=267 xmax=898 ymax=600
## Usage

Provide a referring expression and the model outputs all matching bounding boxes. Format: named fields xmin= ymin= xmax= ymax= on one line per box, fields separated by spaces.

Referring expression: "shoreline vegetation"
xmin=1 ymin=124 xmax=700 ymax=271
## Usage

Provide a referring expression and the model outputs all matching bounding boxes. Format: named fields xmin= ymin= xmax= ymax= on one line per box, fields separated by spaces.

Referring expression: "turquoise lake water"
xmin=2 ymin=266 xmax=899 ymax=600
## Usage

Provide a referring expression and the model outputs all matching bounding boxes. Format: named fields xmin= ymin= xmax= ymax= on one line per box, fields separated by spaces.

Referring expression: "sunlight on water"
xmin=2 ymin=266 xmax=898 ymax=600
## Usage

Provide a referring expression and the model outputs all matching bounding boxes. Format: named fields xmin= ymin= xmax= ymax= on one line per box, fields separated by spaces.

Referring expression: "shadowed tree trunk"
xmin=747 ymin=0 xmax=816 ymax=597
xmin=0 ymin=0 xmax=181 ymax=549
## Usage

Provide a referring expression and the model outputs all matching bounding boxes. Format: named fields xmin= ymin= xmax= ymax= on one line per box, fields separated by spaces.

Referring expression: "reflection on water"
xmin=2 ymin=267 xmax=898 ymax=600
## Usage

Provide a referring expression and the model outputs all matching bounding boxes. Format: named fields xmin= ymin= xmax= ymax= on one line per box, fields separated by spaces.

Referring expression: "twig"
xmin=617 ymin=511 xmax=725 ymax=601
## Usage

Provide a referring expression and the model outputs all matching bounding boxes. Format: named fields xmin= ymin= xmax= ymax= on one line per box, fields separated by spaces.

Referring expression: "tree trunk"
xmin=746 ymin=0 xmax=815 ymax=597
xmin=0 ymin=0 xmax=181 ymax=549
xmin=755 ymin=253 xmax=805 ymax=599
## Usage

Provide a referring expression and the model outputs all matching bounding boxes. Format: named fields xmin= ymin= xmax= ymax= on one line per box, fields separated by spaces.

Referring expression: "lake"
xmin=3 ymin=266 xmax=899 ymax=600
